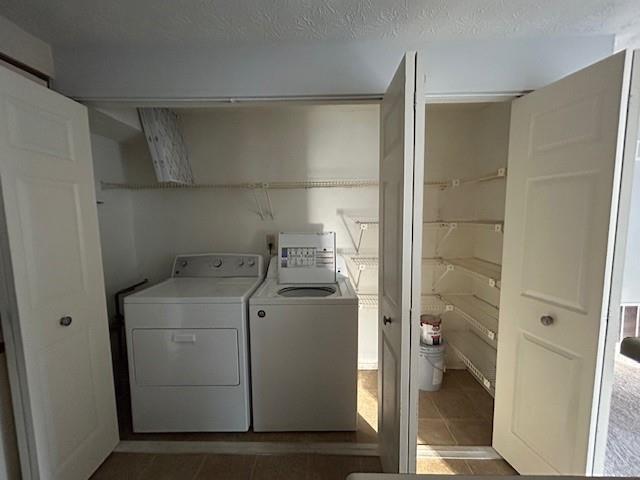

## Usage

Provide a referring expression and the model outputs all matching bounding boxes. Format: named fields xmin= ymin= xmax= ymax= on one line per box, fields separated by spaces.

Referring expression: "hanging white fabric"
xmin=138 ymin=108 xmax=194 ymax=184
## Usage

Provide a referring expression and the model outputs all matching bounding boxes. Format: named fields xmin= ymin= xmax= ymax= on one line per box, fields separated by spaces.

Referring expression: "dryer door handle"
xmin=172 ymin=333 xmax=197 ymax=343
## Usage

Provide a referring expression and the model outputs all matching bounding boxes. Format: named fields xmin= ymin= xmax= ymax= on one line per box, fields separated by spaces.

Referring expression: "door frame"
xmin=591 ymin=50 xmax=640 ymax=475
xmin=407 ymin=91 xmax=524 ymax=470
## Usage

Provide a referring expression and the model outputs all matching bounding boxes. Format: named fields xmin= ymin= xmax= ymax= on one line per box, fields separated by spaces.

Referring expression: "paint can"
xmin=420 ymin=314 xmax=442 ymax=345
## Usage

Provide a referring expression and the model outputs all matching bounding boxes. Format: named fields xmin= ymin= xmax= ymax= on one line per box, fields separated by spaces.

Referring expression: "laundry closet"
xmin=89 ymin=102 xmax=384 ymax=444
xmin=1 ymin=45 xmax=638 ymax=480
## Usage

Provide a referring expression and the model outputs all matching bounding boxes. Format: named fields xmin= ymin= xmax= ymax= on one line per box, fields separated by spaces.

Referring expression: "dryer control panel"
xmin=172 ymin=253 xmax=264 ymax=278
xmin=278 ymin=232 xmax=336 ymax=284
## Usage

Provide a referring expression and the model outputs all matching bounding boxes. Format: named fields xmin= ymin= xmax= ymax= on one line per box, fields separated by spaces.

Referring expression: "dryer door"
xmin=132 ymin=328 xmax=240 ymax=386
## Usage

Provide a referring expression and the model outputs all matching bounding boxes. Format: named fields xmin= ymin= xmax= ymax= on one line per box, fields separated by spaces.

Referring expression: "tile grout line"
xmin=249 ymin=454 xmax=258 ymax=480
xmin=441 ymin=418 xmax=460 ymax=446
xmin=190 ymin=454 xmax=207 ymax=480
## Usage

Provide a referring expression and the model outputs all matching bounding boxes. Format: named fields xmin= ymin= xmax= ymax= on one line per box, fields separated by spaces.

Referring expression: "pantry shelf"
xmin=427 ymin=168 xmax=507 ymax=190
xmin=423 ymin=220 xmax=503 ymax=232
xmin=435 ymin=257 xmax=502 ymax=290
xmin=446 ymin=330 xmax=497 ymax=397
xmin=421 ymin=293 xmax=445 ymax=313
xmin=439 ymin=294 xmax=499 ymax=342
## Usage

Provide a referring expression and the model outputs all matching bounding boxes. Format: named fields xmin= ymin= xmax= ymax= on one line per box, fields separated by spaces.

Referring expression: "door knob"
xmin=59 ymin=316 xmax=72 ymax=327
xmin=540 ymin=315 xmax=554 ymax=326
xmin=383 ymin=316 xmax=392 ymax=325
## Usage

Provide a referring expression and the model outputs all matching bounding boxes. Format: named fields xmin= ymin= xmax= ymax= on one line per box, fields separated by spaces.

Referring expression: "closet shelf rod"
xmin=100 ymin=180 xmax=379 ymax=191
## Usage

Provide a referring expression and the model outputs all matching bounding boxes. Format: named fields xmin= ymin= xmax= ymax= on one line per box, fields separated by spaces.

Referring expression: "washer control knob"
xmin=237 ymin=259 xmax=245 ymax=267
xmin=247 ymin=258 xmax=256 ymax=267
xmin=213 ymin=258 xmax=223 ymax=268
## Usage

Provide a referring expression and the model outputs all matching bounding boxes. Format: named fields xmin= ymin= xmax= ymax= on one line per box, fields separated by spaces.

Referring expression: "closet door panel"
xmin=494 ymin=50 xmax=633 ymax=475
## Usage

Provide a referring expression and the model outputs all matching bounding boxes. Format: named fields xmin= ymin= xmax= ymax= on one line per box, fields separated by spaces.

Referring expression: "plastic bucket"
xmin=418 ymin=342 xmax=446 ymax=391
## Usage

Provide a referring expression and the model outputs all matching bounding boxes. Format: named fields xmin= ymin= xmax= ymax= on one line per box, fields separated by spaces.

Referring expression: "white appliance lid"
xmin=125 ymin=277 xmax=261 ymax=304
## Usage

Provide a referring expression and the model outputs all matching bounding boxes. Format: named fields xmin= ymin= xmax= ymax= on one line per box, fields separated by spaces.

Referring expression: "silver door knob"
xmin=383 ymin=316 xmax=392 ymax=325
xmin=540 ymin=315 xmax=554 ymax=326
xmin=59 ymin=316 xmax=72 ymax=327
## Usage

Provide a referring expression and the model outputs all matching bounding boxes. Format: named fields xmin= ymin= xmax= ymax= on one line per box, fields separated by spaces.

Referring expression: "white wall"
xmin=95 ymin=105 xmax=381 ymax=367
xmin=91 ymin=134 xmax=141 ymax=320
xmin=53 ymin=37 xmax=614 ymax=100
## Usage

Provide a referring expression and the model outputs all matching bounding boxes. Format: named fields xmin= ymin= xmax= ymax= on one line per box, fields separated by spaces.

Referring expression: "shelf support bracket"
xmin=432 ymin=264 xmax=454 ymax=292
xmin=340 ymin=214 xmax=367 ymax=255
xmin=435 ymin=223 xmax=457 ymax=255
xmin=263 ymin=187 xmax=274 ymax=219
xmin=345 ymin=261 xmax=366 ymax=291
xmin=252 ymin=188 xmax=265 ymax=220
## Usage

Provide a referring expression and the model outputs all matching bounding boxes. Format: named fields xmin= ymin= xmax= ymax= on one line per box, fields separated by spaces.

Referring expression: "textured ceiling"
xmin=1 ymin=0 xmax=639 ymax=48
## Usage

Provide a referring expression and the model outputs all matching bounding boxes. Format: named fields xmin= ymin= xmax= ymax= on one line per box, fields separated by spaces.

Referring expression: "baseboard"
xmin=116 ymin=440 xmax=379 ymax=457
xmin=417 ymin=445 xmax=501 ymax=460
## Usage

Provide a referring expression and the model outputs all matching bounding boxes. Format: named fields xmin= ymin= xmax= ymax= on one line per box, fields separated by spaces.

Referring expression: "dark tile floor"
xmin=417 ymin=370 xmax=494 ymax=446
xmin=91 ymin=453 xmax=383 ymax=480
xmin=91 ymin=452 xmax=517 ymax=479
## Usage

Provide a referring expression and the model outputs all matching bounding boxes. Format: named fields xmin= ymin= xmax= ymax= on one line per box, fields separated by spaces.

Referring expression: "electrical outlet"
xmin=266 ymin=233 xmax=276 ymax=256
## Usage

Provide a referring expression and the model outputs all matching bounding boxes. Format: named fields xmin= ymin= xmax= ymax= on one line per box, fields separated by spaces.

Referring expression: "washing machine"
xmin=124 ymin=253 xmax=264 ymax=432
xmin=249 ymin=233 xmax=358 ymax=431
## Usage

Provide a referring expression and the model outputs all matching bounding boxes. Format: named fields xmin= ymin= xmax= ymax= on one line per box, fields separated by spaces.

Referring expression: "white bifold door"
xmin=378 ymin=52 xmax=425 ymax=472
xmin=494 ymin=50 xmax=640 ymax=474
xmin=0 ymin=65 xmax=118 ymax=479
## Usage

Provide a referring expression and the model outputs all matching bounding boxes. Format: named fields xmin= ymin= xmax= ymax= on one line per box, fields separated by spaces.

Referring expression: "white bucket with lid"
xmin=418 ymin=342 xmax=446 ymax=391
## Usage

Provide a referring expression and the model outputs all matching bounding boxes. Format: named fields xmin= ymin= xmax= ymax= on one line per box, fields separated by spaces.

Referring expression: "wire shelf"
xmin=421 ymin=294 xmax=444 ymax=313
xmin=423 ymin=220 xmax=504 ymax=232
xmin=101 ymin=179 xmax=379 ymax=191
xmin=443 ymin=257 xmax=502 ymax=289
xmin=358 ymin=294 xmax=378 ymax=308
xmin=440 ymin=294 xmax=499 ymax=342
xmin=346 ymin=216 xmax=379 ymax=227
xmin=351 ymin=256 xmax=379 ymax=269
xmin=427 ymin=168 xmax=507 ymax=190
xmin=446 ymin=330 xmax=497 ymax=397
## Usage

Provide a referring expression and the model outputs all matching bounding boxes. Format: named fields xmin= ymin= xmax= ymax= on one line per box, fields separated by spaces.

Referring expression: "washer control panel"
xmin=172 ymin=253 xmax=263 ymax=278
xmin=278 ymin=232 xmax=336 ymax=284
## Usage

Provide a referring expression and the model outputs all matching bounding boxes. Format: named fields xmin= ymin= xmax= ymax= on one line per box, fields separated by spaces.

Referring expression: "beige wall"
xmin=91 ymin=134 xmax=141 ymax=319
